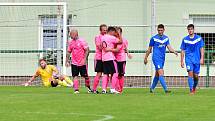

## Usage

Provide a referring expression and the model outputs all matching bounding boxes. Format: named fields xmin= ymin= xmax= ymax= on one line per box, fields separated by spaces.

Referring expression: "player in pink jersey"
xmin=101 ymin=26 xmax=122 ymax=94
xmin=66 ymin=29 xmax=92 ymax=94
xmin=92 ymin=24 xmax=107 ymax=94
xmin=114 ymin=27 xmax=132 ymax=93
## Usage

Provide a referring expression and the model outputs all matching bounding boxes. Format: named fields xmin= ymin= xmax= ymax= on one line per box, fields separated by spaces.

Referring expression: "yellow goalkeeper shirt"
xmin=35 ymin=65 xmax=57 ymax=86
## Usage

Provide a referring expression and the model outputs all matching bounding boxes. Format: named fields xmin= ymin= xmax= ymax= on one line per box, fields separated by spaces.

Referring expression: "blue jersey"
xmin=180 ymin=34 xmax=204 ymax=64
xmin=149 ymin=34 xmax=170 ymax=62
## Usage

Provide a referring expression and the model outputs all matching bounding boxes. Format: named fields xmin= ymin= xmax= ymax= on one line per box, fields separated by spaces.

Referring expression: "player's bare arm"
xmin=200 ymin=47 xmax=204 ymax=65
xmin=144 ymin=46 xmax=152 ymax=65
xmin=65 ymin=52 xmax=71 ymax=67
xmin=167 ymin=45 xmax=178 ymax=56
xmin=81 ymin=47 xmax=90 ymax=65
xmin=125 ymin=48 xmax=133 ymax=59
xmin=180 ymin=50 xmax=185 ymax=68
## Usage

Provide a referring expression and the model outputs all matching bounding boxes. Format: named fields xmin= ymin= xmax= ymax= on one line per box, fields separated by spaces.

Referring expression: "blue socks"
xmin=159 ymin=76 xmax=168 ymax=91
xmin=150 ymin=76 xmax=159 ymax=90
xmin=193 ymin=80 xmax=198 ymax=89
xmin=188 ymin=77 xmax=194 ymax=92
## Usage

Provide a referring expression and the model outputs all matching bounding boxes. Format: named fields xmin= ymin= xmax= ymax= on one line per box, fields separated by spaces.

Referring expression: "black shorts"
xmin=51 ymin=81 xmax=58 ymax=87
xmin=117 ymin=61 xmax=126 ymax=76
xmin=71 ymin=64 xmax=88 ymax=77
xmin=94 ymin=60 xmax=103 ymax=72
xmin=103 ymin=60 xmax=117 ymax=74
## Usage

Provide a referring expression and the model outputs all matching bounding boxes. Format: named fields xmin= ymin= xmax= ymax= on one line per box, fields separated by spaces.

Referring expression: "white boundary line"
xmin=0 ymin=111 xmax=114 ymax=121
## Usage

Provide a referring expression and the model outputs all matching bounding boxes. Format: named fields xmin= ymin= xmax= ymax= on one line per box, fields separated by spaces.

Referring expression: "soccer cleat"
xmin=93 ymin=90 xmax=99 ymax=94
xmin=190 ymin=89 xmax=196 ymax=94
xmin=192 ymin=88 xmax=196 ymax=93
xmin=150 ymin=88 xmax=154 ymax=93
xmin=165 ymin=90 xmax=171 ymax=94
xmin=87 ymin=89 xmax=93 ymax=93
xmin=74 ymin=90 xmax=80 ymax=94
xmin=110 ymin=89 xmax=120 ymax=94
xmin=101 ymin=90 xmax=107 ymax=94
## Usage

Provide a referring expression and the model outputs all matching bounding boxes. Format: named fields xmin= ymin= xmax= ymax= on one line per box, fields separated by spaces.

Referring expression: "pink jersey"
xmin=115 ymin=38 xmax=128 ymax=62
xmin=101 ymin=34 xmax=118 ymax=61
xmin=94 ymin=34 xmax=104 ymax=60
xmin=67 ymin=37 xmax=89 ymax=66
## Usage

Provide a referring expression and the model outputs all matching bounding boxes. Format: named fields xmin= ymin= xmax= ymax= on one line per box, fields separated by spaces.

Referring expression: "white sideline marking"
xmin=25 ymin=112 xmax=114 ymax=121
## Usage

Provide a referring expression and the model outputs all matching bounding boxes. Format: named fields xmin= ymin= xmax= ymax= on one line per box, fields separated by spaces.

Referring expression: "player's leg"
xmin=186 ymin=63 xmax=194 ymax=93
xmin=193 ymin=64 xmax=200 ymax=93
xmin=110 ymin=60 xmax=120 ymax=94
xmin=150 ymin=71 xmax=159 ymax=93
xmin=72 ymin=64 xmax=80 ymax=93
xmin=80 ymin=65 xmax=92 ymax=93
xmin=93 ymin=60 xmax=103 ymax=93
xmin=102 ymin=61 xmax=110 ymax=93
xmin=117 ymin=61 xmax=126 ymax=93
xmin=102 ymin=74 xmax=109 ymax=93
xmin=157 ymin=69 xmax=169 ymax=93
xmin=153 ymin=61 xmax=170 ymax=93
xmin=52 ymin=75 xmax=70 ymax=87
xmin=58 ymin=75 xmax=73 ymax=87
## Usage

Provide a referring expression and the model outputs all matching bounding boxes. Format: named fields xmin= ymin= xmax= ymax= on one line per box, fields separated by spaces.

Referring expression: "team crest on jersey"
xmin=187 ymin=66 xmax=190 ymax=70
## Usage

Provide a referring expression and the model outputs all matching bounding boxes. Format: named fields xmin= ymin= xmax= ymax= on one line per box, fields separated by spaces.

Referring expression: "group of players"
xmin=25 ymin=23 xmax=204 ymax=95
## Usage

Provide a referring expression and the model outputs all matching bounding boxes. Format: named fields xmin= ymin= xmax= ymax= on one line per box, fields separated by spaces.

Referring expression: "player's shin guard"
xmin=188 ymin=77 xmax=194 ymax=92
xmin=85 ymin=78 xmax=91 ymax=90
xmin=111 ymin=73 xmax=118 ymax=90
xmin=150 ymin=76 xmax=159 ymax=90
xmin=119 ymin=76 xmax=124 ymax=92
xmin=102 ymin=75 xmax=108 ymax=90
xmin=193 ymin=80 xmax=198 ymax=90
xmin=93 ymin=75 xmax=100 ymax=91
xmin=73 ymin=79 xmax=79 ymax=91
xmin=159 ymin=76 xmax=168 ymax=91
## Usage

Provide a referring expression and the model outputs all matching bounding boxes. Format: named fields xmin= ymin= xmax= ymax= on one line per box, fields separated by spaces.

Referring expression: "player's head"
xmin=107 ymin=26 xmax=117 ymax=36
xmin=100 ymin=24 xmax=107 ymax=35
xmin=116 ymin=26 xmax=122 ymax=35
xmin=157 ymin=24 xmax=165 ymax=35
xmin=39 ymin=59 xmax=47 ymax=69
xmin=70 ymin=29 xmax=79 ymax=40
xmin=187 ymin=24 xmax=195 ymax=35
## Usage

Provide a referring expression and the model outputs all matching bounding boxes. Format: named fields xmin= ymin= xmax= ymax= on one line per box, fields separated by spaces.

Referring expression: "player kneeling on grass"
xmin=24 ymin=59 xmax=73 ymax=87
xmin=144 ymin=24 xmax=178 ymax=93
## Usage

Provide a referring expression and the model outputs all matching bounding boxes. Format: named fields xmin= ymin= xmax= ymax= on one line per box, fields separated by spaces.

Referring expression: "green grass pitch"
xmin=0 ymin=86 xmax=215 ymax=121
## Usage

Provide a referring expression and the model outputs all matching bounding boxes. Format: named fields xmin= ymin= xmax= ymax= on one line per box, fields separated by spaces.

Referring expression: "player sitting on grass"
xmin=144 ymin=24 xmax=178 ymax=93
xmin=24 ymin=59 xmax=73 ymax=87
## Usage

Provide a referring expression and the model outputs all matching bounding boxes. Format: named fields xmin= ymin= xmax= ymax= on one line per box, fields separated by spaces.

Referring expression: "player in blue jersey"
xmin=144 ymin=24 xmax=178 ymax=93
xmin=180 ymin=24 xmax=204 ymax=94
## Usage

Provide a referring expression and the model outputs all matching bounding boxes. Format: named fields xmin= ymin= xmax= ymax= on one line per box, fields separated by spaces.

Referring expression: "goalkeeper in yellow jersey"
xmin=24 ymin=59 xmax=73 ymax=87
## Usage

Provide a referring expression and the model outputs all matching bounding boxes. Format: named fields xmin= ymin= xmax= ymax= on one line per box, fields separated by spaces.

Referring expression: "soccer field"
xmin=0 ymin=87 xmax=215 ymax=121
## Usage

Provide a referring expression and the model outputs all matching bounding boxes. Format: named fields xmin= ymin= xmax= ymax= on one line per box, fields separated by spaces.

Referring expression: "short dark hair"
xmin=116 ymin=26 xmax=122 ymax=33
xmin=157 ymin=24 xmax=165 ymax=29
xmin=99 ymin=24 xmax=107 ymax=31
xmin=107 ymin=26 xmax=116 ymax=32
xmin=187 ymin=24 xmax=194 ymax=29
